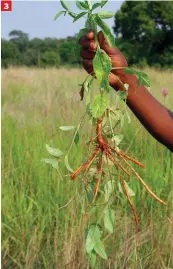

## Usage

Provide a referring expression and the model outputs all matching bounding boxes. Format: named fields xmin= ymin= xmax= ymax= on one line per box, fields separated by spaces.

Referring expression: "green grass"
xmin=2 ymin=67 xmax=173 ymax=269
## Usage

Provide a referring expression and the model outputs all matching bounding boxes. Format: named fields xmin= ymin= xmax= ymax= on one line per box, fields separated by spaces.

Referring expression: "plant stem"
xmin=67 ymin=112 xmax=86 ymax=155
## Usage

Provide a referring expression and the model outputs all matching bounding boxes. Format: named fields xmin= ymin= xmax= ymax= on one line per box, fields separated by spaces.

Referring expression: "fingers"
xmin=80 ymin=48 xmax=95 ymax=59
xmin=97 ymin=31 xmax=119 ymax=55
xmin=86 ymin=31 xmax=94 ymax=40
xmin=97 ymin=31 xmax=112 ymax=54
xmin=83 ymin=59 xmax=94 ymax=75
xmin=79 ymin=36 xmax=97 ymax=50
xmin=79 ymin=31 xmax=95 ymax=76
xmin=79 ymin=30 xmax=97 ymax=51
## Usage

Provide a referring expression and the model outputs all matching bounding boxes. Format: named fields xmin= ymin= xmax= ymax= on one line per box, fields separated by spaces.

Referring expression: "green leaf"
xmin=124 ymin=67 xmax=138 ymax=75
xmin=100 ymin=49 xmax=112 ymax=72
xmin=104 ymin=180 xmax=114 ymax=202
xmin=92 ymin=3 xmax=102 ymax=11
xmin=104 ymin=208 xmax=115 ymax=233
xmin=76 ymin=28 xmax=88 ymax=42
xmin=91 ymin=94 xmax=109 ymax=118
xmin=95 ymin=15 xmax=115 ymax=47
xmin=112 ymin=134 xmax=123 ymax=145
xmin=60 ymin=0 xmax=69 ymax=10
xmin=85 ymin=14 xmax=97 ymax=33
xmin=41 ymin=158 xmax=58 ymax=166
xmin=42 ymin=158 xmax=59 ymax=170
xmin=73 ymin=12 xmax=88 ymax=22
xmin=68 ymin=11 xmax=77 ymax=19
xmin=93 ymin=48 xmax=112 ymax=91
xmin=125 ymin=110 xmax=131 ymax=123
xmin=89 ymin=251 xmax=97 ymax=269
xmin=46 ymin=144 xmax=63 ymax=157
xmin=86 ymin=225 xmax=101 ymax=253
xmin=76 ymin=0 xmax=88 ymax=10
xmin=54 ymin=11 xmax=65 ymax=20
xmin=84 ymin=0 xmax=92 ymax=10
xmin=98 ymin=11 xmax=114 ymax=19
xmin=52 ymin=162 xmax=59 ymax=170
xmin=94 ymin=240 xmax=107 ymax=260
xmin=59 ymin=126 xmax=76 ymax=131
xmin=74 ymin=131 xmax=79 ymax=145
xmin=101 ymin=0 xmax=108 ymax=8
xmin=116 ymin=90 xmax=128 ymax=100
xmin=101 ymin=78 xmax=112 ymax=93
xmin=125 ymin=68 xmax=151 ymax=87
xmin=137 ymin=71 xmax=151 ymax=87
xmin=118 ymin=181 xmax=135 ymax=196
xmin=120 ymin=114 xmax=125 ymax=128
xmin=85 ymin=16 xmax=91 ymax=29
xmin=64 ymin=155 xmax=74 ymax=173
xmin=93 ymin=49 xmax=103 ymax=85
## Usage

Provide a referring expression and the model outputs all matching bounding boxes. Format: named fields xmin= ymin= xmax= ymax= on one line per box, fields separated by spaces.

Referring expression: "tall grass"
xmin=2 ymin=67 xmax=173 ymax=269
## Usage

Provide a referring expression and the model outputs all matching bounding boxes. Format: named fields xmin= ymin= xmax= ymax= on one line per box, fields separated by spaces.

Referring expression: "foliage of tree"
xmin=113 ymin=1 xmax=173 ymax=68
xmin=1 ymin=30 xmax=79 ymax=68
xmin=41 ymin=51 xmax=60 ymax=67
xmin=1 ymin=39 xmax=21 ymax=67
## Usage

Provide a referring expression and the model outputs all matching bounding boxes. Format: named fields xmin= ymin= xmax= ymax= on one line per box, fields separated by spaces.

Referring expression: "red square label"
xmin=1 ymin=1 xmax=12 ymax=11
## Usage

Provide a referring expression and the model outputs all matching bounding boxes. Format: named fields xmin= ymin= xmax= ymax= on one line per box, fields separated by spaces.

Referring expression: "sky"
xmin=1 ymin=1 xmax=123 ymax=40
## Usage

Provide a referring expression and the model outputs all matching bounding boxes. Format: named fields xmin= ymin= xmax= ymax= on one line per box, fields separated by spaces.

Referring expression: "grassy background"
xmin=2 ymin=67 xmax=173 ymax=269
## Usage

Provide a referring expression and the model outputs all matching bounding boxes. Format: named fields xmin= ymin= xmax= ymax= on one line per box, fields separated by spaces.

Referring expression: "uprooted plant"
xmin=42 ymin=0 xmax=166 ymax=266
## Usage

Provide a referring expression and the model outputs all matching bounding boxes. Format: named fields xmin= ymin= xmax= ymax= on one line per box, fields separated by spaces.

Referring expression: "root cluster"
xmin=71 ymin=118 xmax=166 ymax=230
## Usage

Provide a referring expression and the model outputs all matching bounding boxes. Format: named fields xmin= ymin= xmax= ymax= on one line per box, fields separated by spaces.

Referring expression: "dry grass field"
xmin=2 ymin=67 xmax=173 ymax=269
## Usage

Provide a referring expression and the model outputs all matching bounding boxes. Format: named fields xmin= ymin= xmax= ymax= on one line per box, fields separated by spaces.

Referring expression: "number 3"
xmin=4 ymin=3 xmax=9 ymax=10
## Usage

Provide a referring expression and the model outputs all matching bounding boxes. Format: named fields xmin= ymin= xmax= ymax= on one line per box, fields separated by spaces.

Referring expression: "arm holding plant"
xmin=80 ymin=31 xmax=173 ymax=152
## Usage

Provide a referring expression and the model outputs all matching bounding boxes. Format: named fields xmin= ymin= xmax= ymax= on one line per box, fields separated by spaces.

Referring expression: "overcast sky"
xmin=1 ymin=1 xmax=123 ymax=40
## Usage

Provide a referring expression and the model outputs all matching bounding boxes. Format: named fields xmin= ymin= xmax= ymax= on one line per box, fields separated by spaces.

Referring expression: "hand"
xmin=79 ymin=31 xmax=128 ymax=91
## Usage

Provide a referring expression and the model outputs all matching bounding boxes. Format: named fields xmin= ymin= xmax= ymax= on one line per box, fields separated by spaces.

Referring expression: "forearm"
xmin=116 ymin=73 xmax=173 ymax=152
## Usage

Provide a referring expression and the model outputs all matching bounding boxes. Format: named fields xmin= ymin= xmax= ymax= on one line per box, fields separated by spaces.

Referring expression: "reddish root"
xmin=109 ymin=146 xmax=145 ymax=168
xmin=71 ymin=147 xmax=100 ymax=180
xmin=107 ymin=150 xmax=130 ymax=177
xmin=92 ymin=178 xmax=101 ymax=204
xmin=86 ymin=147 xmax=101 ymax=170
xmin=70 ymin=116 xmax=166 ymax=231
xmin=120 ymin=155 xmax=166 ymax=206
xmin=120 ymin=174 xmax=140 ymax=230
xmin=92 ymin=152 xmax=103 ymax=204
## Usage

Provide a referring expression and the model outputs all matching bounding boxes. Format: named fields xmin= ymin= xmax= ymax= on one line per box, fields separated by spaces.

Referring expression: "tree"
xmin=1 ymin=39 xmax=20 ymax=67
xmin=41 ymin=51 xmax=60 ymax=67
xmin=113 ymin=1 xmax=173 ymax=67
xmin=9 ymin=30 xmax=29 ymax=54
xmin=59 ymin=37 xmax=79 ymax=64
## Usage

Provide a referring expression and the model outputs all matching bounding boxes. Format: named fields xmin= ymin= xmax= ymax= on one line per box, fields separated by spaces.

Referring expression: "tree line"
xmin=1 ymin=30 xmax=78 ymax=68
xmin=1 ymin=1 xmax=173 ymax=69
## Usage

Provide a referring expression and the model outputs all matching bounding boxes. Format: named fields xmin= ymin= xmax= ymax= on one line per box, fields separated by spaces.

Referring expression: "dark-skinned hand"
xmin=79 ymin=30 xmax=128 ymax=91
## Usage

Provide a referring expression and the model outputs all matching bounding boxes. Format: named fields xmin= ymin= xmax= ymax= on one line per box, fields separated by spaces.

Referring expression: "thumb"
xmin=97 ymin=31 xmax=114 ymax=54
